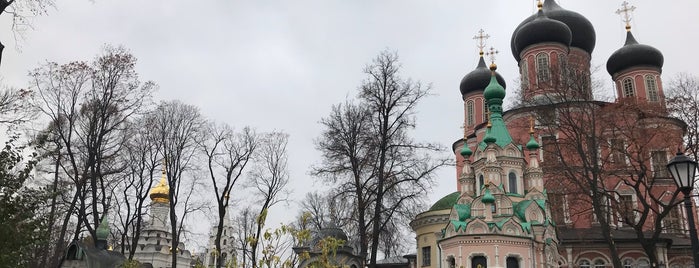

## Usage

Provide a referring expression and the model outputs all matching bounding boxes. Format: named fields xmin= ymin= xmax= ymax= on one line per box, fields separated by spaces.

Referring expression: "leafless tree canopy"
xmin=312 ymin=50 xmax=448 ymax=267
xmin=29 ymin=46 xmax=154 ymax=266
xmin=526 ymin=63 xmax=685 ymax=267
xmin=200 ymin=123 xmax=258 ymax=268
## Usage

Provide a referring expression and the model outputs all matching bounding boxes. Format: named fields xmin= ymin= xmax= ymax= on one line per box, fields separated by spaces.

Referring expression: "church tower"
xmin=131 ymin=161 xmax=193 ymax=268
xmin=511 ymin=0 xmax=596 ymax=102
xmin=606 ymin=1 xmax=666 ymax=112
xmin=440 ymin=61 xmax=559 ymax=268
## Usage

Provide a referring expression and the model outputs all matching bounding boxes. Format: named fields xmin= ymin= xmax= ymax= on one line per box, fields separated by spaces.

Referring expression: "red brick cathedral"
xmin=411 ymin=1 xmax=697 ymax=267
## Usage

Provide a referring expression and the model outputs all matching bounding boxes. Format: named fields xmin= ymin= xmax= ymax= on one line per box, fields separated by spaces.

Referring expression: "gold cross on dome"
xmin=615 ymin=1 xmax=636 ymax=31
xmin=486 ymin=46 xmax=499 ymax=65
xmin=473 ymin=29 xmax=490 ymax=55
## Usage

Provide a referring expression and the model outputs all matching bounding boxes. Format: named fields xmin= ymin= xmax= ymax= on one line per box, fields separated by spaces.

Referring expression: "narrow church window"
xmin=421 ymin=246 xmax=431 ymax=266
xmin=622 ymin=78 xmax=635 ymax=97
xmin=536 ymin=53 xmax=550 ymax=83
xmin=478 ymin=174 xmax=484 ymax=194
xmin=541 ymin=136 xmax=559 ymax=164
xmin=223 ymin=239 xmax=227 ymax=246
xmin=664 ymin=205 xmax=682 ymax=234
xmin=618 ymin=194 xmax=634 ymax=224
xmin=651 ymin=150 xmax=669 ymax=178
xmin=557 ymin=54 xmax=567 ymax=83
xmin=508 ymin=172 xmax=517 ymax=194
xmin=483 ymin=101 xmax=489 ymax=122
xmin=521 ymin=62 xmax=529 ymax=90
xmin=548 ymin=193 xmax=567 ymax=224
xmin=645 ymin=75 xmax=659 ymax=102
xmin=491 ymin=203 xmax=497 ymax=213
xmin=609 ymin=138 xmax=625 ymax=163
xmin=467 ymin=100 xmax=475 ymax=126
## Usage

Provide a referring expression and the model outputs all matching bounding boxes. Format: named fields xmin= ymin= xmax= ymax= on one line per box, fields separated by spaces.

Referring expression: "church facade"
xmin=411 ymin=1 xmax=696 ymax=267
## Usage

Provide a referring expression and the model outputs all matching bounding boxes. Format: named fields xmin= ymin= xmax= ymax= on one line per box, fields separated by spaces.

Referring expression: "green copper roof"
xmin=460 ymin=143 xmax=473 ymax=157
xmin=478 ymin=72 xmax=513 ymax=150
xmin=96 ymin=215 xmax=110 ymax=241
xmin=513 ymin=200 xmax=531 ymax=221
xmin=454 ymin=204 xmax=471 ymax=221
xmin=482 ymin=188 xmax=495 ymax=204
xmin=526 ymin=133 xmax=540 ymax=150
xmin=483 ymin=73 xmax=506 ymax=100
xmin=451 ymin=220 xmax=468 ymax=232
xmin=429 ymin=192 xmax=460 ymax=211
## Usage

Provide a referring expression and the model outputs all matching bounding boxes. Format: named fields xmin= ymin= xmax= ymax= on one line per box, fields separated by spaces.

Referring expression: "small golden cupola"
xmin=150 ymin=162 xmax=169 ymax=203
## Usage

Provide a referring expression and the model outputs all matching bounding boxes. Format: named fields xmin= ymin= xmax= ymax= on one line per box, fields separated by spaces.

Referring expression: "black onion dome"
xmin=606 ymin=31 xmax=664 ymax=76
xmin=460 ymin=56 xmax=507 ymax=96
xmin=513 ymin=9 xmax=572 ymax=57
xmin=510 ymin=0 xmax=596 ymax=61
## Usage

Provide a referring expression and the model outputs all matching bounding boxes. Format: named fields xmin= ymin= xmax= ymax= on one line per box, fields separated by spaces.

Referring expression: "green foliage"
xmin=0 ymin=137 xmax=49 ymax=268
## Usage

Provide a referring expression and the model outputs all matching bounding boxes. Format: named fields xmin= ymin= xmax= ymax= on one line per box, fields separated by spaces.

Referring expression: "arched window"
xmin=223 ymin=239 xmax=226 ymax=246
xmin=645 ymin=75 xmax=659 ymax=102
xmin=506 ymin=256 xmax=520 ymax=268
xmin=579 ymin=260 xmax=591 ymax=268
xmin=466 ymin=100 xmax=475 ymax=126
xmin=594 ymin=259 xmax=606 ymax=268
xmin=479 ymin=175 xmax=484 ymax=188
xmin=622 ymin=259 xmax=633 ymax=268
xmin=622 ymin=78 xmax=635 ymax=97
xmin=637 ymin=259 xmax=650 ymax=268
xmin=536 ymin=53 xmax=550 ymax=83
xmin=508 ymin=172 xmax=517 ymax=194
xmin=521 ymin=62 xmax=529 ymax=90
xmin=472 ymin=256 xmax=487 ymax=268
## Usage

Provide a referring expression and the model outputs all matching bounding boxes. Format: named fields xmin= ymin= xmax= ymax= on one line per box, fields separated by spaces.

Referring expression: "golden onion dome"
xmin=150 ymin=166 xmax=170 ymax=203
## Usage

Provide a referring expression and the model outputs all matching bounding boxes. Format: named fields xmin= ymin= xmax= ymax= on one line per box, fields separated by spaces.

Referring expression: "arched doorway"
xmin=472 ymin=256 xmax=487 ymax=268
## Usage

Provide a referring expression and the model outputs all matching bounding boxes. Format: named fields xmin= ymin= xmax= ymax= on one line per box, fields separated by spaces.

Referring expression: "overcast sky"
xmin=2 ymin=0 xmax=698 ymax=252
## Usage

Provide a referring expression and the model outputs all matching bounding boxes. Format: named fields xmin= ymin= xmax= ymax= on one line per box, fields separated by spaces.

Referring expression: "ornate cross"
xmin=486 ymin=46 xmax=499 ymax=65
xmin=473 ymin=29 xmax=490 ymax=55
xmin=615 ymin=1 xmax=636 ymax=31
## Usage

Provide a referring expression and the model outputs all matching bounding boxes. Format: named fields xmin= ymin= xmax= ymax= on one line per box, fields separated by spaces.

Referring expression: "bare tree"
xmin=148 ymin=100 xmax=205 ymax=268
xmin=526 ymin=63 xmax=686 ymax=267
xmin=248 ymin=131 xmax=290 ymax=268
xmin=200 ymin=123 xmax=258 ymax=268
xmin=0 ymin=0 xmax=56 ymax=67
xmin=233 ymin=206 xmax=257 ymax=268
xmin=112 ymin=116 xmax=161 ymax=260
xmin=30 ymin=46 xmax=154 ymax=265
xmin=666 ymin=73 xmax=699 ymax=160
xmin=313 ymin=100 xmax=374 ymax=265
xmin=314 ymin=50 xmax=447 ymax=267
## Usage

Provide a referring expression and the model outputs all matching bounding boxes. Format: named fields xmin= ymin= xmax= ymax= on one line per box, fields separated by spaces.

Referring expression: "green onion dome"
xmin=526 ymin=134 xmax=540 ymax=150
xmin=460 ymin=143 xmax=473 ymax=157
xmin=483 ymin=65 xmax=506 ymax=101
